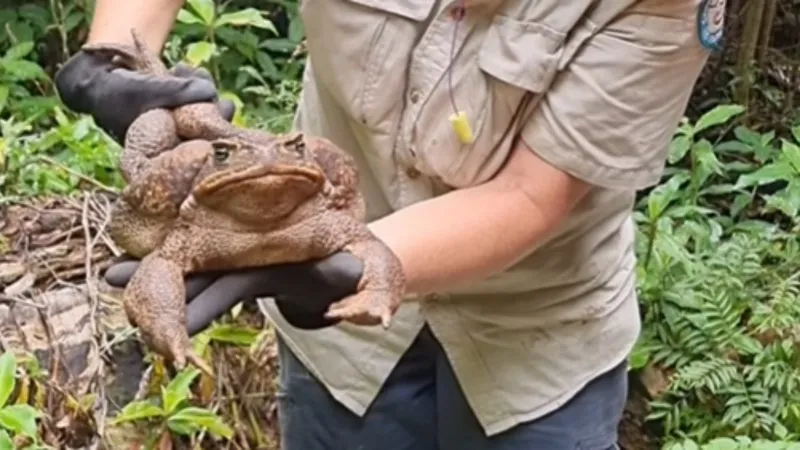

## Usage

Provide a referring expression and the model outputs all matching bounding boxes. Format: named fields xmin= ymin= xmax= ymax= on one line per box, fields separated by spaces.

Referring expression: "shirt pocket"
xmin=411 ymin=9 xmax=592 ymax=189
xmin=299 ymin=0 xmax=435 ymax=133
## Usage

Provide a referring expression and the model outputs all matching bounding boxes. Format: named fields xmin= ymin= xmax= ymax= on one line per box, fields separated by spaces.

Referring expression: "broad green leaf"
xmin=733 ymin=125 xmax=760 ymax=146
xmin=191 ymin=328 xmax=213 ymax=357
xmin=111 ymin=400 xmax=164 ymax=424
xmin=216 ymin=29 xmax=259 ymax=59
xmin=186 ymin=0 xmax=215 ymax=25
xmin=667 ymin=134 xmax=692 ymax=164
xmin=0 ymin=352 xmax=16 ymax=407
xmin=18 ymin=5 xmax=49 ymax=30
xmin=0 ymin=430 xmax=11 ymax=450
xmin=215 ymin=8 xmax=277 ymax=33
xmin=0 ymin=404 xmax=40 ymax=437
xmin=166 ymin=418 xmax=198 ymax=436
xmin=168 ymin=407 xmax=233 ymax=439
xmin=0 ymin=85 xmax=10 ymax=115
xmin=260 ymin=38 xmax=300 ymax=53
xmin=288 ymin=17 xmax=305 ymax=42
xmin=692 ymin=104 xmax=745 ymax=134
xmin=627 ymin=342 xmax=651 ymax=370
xmin=692 ymin=138 xmax=723 ymax=187
xmin=701 ymin=438 xmax=738 ymax=450
xmin=782 ymin=139 xmax=800 ymax=173
xmin=208 ymin=324 xmax=259 ymax=346
xmin=184 ymin=41 xmax=216 ymax=66
xmin=255 ymin=53 xmax=279 ymax=80
xmin=730 ymin=192 xmax=752 ymax=217
xmin=64 ymin=11 xmax=84 ymax=32
xmin=700 ymin=183 xmax=737 ymax=195
xmin=677 ymin=439 xmax=700 ymax=450
xmin=162 ymin=367 xmax=200 ymax=414
xmin=2 ymin=60 xmax=47 ymax=81
xmin=764 ymin=181 xmax=800 ymax=218
xmin=735 ymin=162 xmax=792 ymax=188
xmin=4 ymin=23 xmax=34 ymax=45
xmin=3 ymin=42 xmax=34 ymax=60
xmin=791 ymin=125 xmax=800 ymax=145
xmin=647 ymin=173 xmax=688 ymax=219
xmin=176 ymin=8 xmax=206 ymax=26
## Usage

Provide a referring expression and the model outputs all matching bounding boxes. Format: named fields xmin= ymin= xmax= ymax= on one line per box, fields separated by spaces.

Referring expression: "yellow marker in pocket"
xmin=450 ymin=110 xmax=474 ymax=145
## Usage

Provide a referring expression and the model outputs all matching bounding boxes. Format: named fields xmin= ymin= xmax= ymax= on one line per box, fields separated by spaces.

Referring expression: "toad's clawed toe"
xmin=324 ymin=289 xmax=398 ymax=328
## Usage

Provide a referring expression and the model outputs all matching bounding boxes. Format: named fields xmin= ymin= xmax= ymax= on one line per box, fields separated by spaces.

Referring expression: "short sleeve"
xmin=520 ymin=1 xmax=712 ymax=190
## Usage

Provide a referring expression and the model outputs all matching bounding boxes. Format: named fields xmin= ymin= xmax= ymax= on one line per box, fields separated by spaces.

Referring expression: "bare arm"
xmin=86 ymin=0 xmax=185 ymax=50
xmin=368 ymin=139 xmax=590 ymax=297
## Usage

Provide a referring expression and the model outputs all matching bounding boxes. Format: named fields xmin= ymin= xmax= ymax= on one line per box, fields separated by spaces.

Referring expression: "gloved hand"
xmin=55 ymin=49 xmax=235 ymax=143
xmin=103 ymin=253 xmax=364 ymax=333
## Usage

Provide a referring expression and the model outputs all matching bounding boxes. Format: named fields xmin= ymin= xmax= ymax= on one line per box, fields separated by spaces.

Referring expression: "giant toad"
xmin=83 ymin=31 xmax=406 ymax=374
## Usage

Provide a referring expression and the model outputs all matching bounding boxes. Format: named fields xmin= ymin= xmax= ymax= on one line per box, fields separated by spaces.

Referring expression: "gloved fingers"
xmin=153 ymin=63 xmax=235 ymax=122
xmin=184 ymin=273 xmax=221 ymax=300
xmin=274 ymin=297 xmax=341 ymax=330
xmin=276 ymin=252 xmax=363 ymax=298
xmin=185 ymin=269 xmax=278 ymax=336
xmin=105 ymin=260 xmax=220 ymax=300
xmin=104 ymin=260 xmax=140 ymax=287
xmin=85 ymin=69 xmax=217 ymax=141
xmin=125 ymin=71 xmax=218 ymax=111
xmin=217 ymin=98 xmax=236 ymax=122
xmin=54 ymin=52 xmax=96 ymax=112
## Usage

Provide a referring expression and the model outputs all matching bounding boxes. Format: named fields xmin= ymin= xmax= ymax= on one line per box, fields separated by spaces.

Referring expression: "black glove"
xmin=103 ymin=253 xmax=364 ymax=333
xmin=55 ymin=49 xmax=235 ymax=144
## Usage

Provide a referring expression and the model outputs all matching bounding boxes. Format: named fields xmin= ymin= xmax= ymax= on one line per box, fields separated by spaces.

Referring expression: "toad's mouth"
xmin=193 ymin=163 xmax=324 ymax=198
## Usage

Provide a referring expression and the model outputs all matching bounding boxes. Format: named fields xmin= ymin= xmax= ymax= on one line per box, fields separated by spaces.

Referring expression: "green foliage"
xmin=0 ymin=0 xmax=301 ymax=204
xmin=0 ymin=352 xmax=47 ymax=450
xmin=113 ymin=367 xmax=233 ymax=442
xmin=631 ymin=105 xmax=800 ymax=447
xmin=667 ymin=436 xmax=800 ymax=450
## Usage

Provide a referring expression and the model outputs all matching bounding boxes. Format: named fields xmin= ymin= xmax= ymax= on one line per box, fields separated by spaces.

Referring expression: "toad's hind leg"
xmin=123 ymin=252 xmax=213 ymax=377
xmin=122 ymin=138 xmax=213 ymax=217
xmin=120 ymin=109 xmax=181 ymax=183
xmin=324 ymin=230 xmax=406 ymax=328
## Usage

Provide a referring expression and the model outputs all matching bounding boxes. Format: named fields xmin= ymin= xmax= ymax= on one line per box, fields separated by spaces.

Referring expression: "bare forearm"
xmin=369 ymin=183 xmax=542 ymax=297
xmin=369 ymin=143 xmax=589 ymax=297
xmin=86 ymin=0 xmax=184 ymax=50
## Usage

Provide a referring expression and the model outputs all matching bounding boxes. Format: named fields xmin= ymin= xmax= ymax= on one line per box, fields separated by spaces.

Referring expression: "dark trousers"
xmin=276 ymin=326 xmax=626 ymax=450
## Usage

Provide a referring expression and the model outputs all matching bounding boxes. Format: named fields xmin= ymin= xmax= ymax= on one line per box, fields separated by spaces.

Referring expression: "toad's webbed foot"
xmin=324 ymin=236 xmax=405 ymax=328
xmin=81 ymin=28 xmax=169 ymax=75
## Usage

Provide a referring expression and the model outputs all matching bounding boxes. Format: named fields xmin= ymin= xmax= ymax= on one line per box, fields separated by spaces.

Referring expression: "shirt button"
xmin=450 ymin=6 xmax=466 ymax=20
xmin=409 ymin=88 xmax=421 ymax=104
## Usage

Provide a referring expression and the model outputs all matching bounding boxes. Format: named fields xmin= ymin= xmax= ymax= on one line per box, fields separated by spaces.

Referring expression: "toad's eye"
xmin=210 ymin=139 xmax=240 ymax=164
xmin=212 ymin=146 xmax=230 ymax=164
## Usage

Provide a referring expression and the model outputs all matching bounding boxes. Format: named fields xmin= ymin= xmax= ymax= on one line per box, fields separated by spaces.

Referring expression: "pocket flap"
xmin=345 ymin=0 xmax=435 ymax=21
xmin=478 ymin=15 xmax=567 ymax=94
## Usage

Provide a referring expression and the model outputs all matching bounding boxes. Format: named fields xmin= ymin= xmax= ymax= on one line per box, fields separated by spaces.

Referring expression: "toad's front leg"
xmin=323 ymin=230 xmax=406 ymax=328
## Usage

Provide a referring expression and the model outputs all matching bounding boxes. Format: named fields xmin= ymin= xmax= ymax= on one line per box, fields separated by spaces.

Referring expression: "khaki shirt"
xmin=259 ymin=0 xmax=714 ymax=436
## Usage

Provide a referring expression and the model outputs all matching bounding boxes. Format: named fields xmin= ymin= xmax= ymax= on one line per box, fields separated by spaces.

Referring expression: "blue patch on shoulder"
xmin=697 ymin=0 xmax=726 ymax=52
